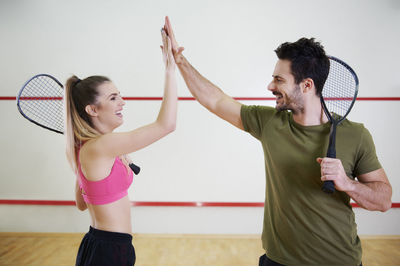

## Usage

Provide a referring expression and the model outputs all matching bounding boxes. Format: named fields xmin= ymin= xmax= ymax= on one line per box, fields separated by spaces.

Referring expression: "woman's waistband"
xmin=87 ymin=226 xmax=132 ymax=243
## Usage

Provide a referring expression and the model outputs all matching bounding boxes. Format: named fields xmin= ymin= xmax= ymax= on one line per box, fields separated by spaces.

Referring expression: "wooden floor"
xmin=0 ymin=233 xmax=399 ymax=266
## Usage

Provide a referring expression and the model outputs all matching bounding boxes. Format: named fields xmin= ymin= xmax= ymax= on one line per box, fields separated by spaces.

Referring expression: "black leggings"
xmin=76 ymin=226 xmax=135 ymax=266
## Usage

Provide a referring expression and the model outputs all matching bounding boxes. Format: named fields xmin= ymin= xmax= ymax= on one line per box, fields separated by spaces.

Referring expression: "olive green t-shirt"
xmin=241 ymin=105 xmax=381 ymax=266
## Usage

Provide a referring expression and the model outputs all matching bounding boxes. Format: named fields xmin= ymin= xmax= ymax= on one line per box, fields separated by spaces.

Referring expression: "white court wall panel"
xmin=1 ymin=100 xmax=399 ymax=203
xmin=1 ymin=205 xmax=399 ymax=235
xmin=0 ymin=0 xmax=399 ymax=234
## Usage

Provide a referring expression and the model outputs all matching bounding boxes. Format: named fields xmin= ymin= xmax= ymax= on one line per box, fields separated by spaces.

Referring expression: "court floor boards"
xmin=0 ymin=233 xmax=399 ymax=265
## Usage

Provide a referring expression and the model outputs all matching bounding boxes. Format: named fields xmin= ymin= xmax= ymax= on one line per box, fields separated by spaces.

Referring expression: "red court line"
xmin=357 ymin=97 xmax=400 ymax=101
xmin=0 ymin=97 xmax=17 ymax=100
xmin=0 ymin=200 xmax=399 ymax=208
xmin=2 ymin=97 xmax=400 ymax=101
xmin=18 ymin=97 xmax=63 ymax=100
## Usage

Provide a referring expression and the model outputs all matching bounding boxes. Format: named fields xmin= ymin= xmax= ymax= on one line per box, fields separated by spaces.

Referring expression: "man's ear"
xmin=85 ymin=105 xmax=98 ymax=117
xmin=301 ymin=78 xmax=315 ymax=93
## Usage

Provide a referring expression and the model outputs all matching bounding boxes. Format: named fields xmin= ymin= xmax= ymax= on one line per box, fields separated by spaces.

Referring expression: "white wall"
xmin=1 ymin=205 xmax=399 ymax=235
xmin=0 ymin=0 xmax=399 ymax=234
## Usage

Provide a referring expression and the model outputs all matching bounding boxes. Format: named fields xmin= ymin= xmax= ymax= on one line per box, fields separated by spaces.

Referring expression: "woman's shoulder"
xmin=79 ymin=137 xmax=110 ymax=163
xmin=79 ymin=138 xmax=117 ymax=181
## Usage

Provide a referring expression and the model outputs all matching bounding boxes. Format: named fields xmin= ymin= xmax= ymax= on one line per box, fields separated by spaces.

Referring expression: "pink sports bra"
xmin=77 ymin=154 xmax=133 ymax=205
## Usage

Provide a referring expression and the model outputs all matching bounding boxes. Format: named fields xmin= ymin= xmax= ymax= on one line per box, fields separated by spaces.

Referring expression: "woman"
xmin=64 ymin=30 xmax=177 ymax=265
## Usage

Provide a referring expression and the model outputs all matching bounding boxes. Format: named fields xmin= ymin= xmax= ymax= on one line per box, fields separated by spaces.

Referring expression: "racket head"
xmin=321 ymin=56 xmax=359 ymax=124
xmin=17 ymin=74 xmax=64 ymax=134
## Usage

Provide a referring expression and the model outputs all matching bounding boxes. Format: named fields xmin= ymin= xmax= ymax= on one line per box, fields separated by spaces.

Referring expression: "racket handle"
xmin=322 ymin=149 xmax=336 ymax=193
xmin=322 ymin=123 xmax=337 ymax=194
xmin=322 ymin=151 xmax=336 ymax=193
xmin=322 ymin=180 xmax=335 ymax=194
xmin=129 ymin=163 xmax=141 ymax=175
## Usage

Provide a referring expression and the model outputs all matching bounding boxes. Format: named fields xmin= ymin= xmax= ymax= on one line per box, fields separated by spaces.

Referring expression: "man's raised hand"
xmin=163 ymin=16 xmax=185 ymax=63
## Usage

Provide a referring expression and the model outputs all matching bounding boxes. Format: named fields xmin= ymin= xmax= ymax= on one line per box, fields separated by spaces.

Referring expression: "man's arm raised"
xmin=164 ymin=16 xmax=244 ymax=130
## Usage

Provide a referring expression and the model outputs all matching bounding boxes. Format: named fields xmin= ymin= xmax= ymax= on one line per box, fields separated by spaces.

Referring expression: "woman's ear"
xmin=85 ymin=105 xmax=98 ymax=117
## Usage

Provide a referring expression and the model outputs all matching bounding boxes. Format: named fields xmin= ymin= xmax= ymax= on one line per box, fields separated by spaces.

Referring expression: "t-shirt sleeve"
xmin=354 ymin=126 xmax=382 ymax=176
xmin=240 ymin=105 xmax=275 ymax=140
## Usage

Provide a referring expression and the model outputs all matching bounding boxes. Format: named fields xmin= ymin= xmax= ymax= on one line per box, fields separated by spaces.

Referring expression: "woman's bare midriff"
xmin=87 ymin=196 xmax=132 ymax=234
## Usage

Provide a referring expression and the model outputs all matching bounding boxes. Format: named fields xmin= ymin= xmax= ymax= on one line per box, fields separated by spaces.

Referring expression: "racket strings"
xmin=322 ymin=59 xmax=357 ymax=118
xmin=18 ymin=76 xmax=64 ymax=132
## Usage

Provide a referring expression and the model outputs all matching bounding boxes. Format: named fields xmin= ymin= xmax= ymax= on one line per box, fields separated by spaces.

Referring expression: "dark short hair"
xmin=274 ymin=38 xmax=329 ymax=96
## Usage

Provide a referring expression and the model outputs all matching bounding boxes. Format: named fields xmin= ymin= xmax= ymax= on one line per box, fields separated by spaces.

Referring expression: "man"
xmin=163 ymin=17 xmax=392 ymax=265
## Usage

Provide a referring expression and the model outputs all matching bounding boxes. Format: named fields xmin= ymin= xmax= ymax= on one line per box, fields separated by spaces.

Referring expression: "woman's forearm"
xmin=156 ymin=69 xmax=177 ymax=132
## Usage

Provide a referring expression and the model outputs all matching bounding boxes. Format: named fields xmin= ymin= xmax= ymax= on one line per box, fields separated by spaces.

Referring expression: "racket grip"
xmin=322 ymin=180 xmax=335 ymax=194
xmin=129 ymin=163 xmax=141 ymax=175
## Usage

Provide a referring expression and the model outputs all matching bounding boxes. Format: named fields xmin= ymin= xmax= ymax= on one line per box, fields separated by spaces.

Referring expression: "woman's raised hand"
xmin=161 ymin=28 xmax=175 ymax=71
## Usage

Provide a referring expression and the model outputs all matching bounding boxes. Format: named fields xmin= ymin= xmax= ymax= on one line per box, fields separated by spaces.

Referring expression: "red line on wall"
xmin=0 ymin=97 xmax=17 ymax=100
xmin=357 ymin=97 xmax=400 ymax=101
xmin=2 ymin=97 xmax=400 ymax=101
xmin=0 ymin=200 xmax=399 ymax=208
xmin=18 ymin=97 xmax=63 ymax=100
xmin=0 ymin=200 xmax=76 ymax=206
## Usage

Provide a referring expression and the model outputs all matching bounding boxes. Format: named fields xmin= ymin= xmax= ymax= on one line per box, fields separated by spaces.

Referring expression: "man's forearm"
xmin=346 ymin=181 xmax=392 ymax=211
xmin=176 ymin=55 xmax=224 ymax=112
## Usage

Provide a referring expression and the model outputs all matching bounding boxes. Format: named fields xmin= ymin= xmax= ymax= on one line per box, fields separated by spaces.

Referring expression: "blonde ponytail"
xmin=64 ymin=75 xmax=110 ymax=172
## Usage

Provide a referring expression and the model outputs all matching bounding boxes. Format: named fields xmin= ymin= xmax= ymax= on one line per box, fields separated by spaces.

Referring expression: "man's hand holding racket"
xmin=317 ymin=157 xmax=355 ymax=192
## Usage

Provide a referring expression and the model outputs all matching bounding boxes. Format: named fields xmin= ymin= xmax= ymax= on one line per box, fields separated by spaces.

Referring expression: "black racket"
xmin=17 ymin=74 xmax=141 ymax=175
xmin=321 ymin=56 xmax=359 ymax=194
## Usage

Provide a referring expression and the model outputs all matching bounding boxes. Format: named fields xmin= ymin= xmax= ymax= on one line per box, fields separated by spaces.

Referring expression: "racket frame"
xmin=320 ymin=56 xmax=359 ymax=193
xmin=320 ymin=56 xmax=359 ymax=124
xmin=17 ymin=74 xmax=64 ymax=134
